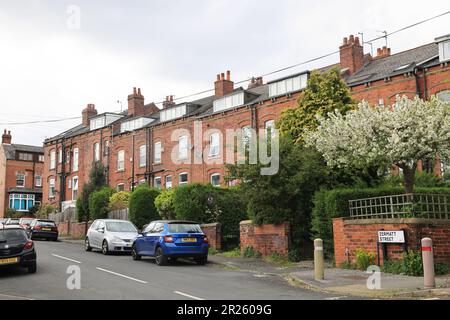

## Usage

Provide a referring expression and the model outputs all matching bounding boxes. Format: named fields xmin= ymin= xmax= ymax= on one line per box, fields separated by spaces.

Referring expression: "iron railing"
xmin=349 ymin=193 xmax=450 ymax=220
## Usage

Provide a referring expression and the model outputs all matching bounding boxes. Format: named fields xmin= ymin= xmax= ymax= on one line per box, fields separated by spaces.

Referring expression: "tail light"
xmin=52 ymin=227 xmax=58 ymax=232
xmin=34 ymin=225 xmax=41 ymax=230
xmin=24 ymin=240 xmax=33 ymax=250
xmin=164 ymin=236 xmax=174 ymax=243
xmin=203 ymin=236 xmax=209 ymax=244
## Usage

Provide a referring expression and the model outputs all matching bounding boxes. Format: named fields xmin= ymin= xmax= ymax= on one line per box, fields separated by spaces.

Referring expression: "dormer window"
xmin=268 ymin=73 xmax=308 ymax=98
xmin=90 ymin=117 xmax=105 ymax=130
xmin=90 ymin=113 xmax=123 ymax=131
xmin=160 ymin=104 xmax=187 ymax=122
xmin=213 ymin=92 xmax=244 ymax=113
xmin=120 ymin=117 xmax=153 ymax=133
xmin=436 ymin=35 xmax=450 ymax=62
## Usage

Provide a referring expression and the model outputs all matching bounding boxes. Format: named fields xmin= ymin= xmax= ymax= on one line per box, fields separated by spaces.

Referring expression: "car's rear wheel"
xmin=102 ymin=240 xmax=109 ymax=255
xmin=28 ymin=263 xmax=37 ymax=274
xmin=155 ymin=247 xmax=167 ymax=266
xmin=132 ymin=245 xmax=141 ymax=260
xmin=85 ymin=238 xmax=92 ymax=252
xmin=195 ymin=255 xmax=208 ymax=265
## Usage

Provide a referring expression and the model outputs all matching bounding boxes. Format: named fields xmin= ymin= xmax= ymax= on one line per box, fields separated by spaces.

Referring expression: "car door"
xmin=91 ymin=221 xmax=104 ymax=248
xmin=138 ymin=222 xmax=155 ymax=255
xmin=87 ymin=221 xmax=98 ymax=247
xmin=148 ymin=223 xmax=164 ymax=256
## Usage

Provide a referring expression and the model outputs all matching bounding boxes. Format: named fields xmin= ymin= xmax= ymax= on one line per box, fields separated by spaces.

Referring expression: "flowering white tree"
xmin=305 ymin=96 xmax=450 ymax=193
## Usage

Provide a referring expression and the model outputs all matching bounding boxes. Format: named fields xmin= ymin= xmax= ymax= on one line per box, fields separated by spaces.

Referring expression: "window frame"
xmin=49 ymin=178 xmax=56 ymax=198
xmin=116 ymin=183 xmax=125 ymax=192
xmin=210 ymin=173 xmax=221 ymax=187
xmin=72 ymin=148 xmax=79 ymax=172
xmin=139 ymin=145 xmax=146 ymax=168
xmin=154 ymin=177 xmax=162 ymax=189
xmin=35 ymin=175 xmax=42 ymax=187
xmin=16 ymin=173 xmax=25 ymax=188
xmin=117 ymin=150 xmax=125 ymax=171
xmin=209 ymin=132 xmax=220 ymax=157
xmin=178 ymin=135 xmax=188 ymax=160
xmin=179 ymin=172 xmax=188 ymax=186
xmin=93 ymin=143 xmax=100 ymax=162
xmin=165 ymin=175 xmax=172 ymax=189
xmin=72 ymin=176 xmax=79 ymax=201
xmin=50 ymin=150 xmax=56 ymax=170
xmin=154 ymin=141 xmax=162 ymax=164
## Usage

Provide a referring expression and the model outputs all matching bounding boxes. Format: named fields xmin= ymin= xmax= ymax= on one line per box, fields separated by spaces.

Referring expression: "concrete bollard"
xmin=314 ymin=238 xmax=324 ymax=280
xmin=421 ymin=237 xmax=435 ymax=289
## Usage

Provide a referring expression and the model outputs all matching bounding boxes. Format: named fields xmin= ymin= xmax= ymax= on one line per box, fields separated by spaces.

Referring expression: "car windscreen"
xmin=7 ymin=220 xmax=20 ymax=224
xmin=105 ymin=221 xmax=137 ymax=232
xmin=0 ymin=229 xmax=28 ymax=242
xmin=168 ymin=223 xmax=202 ymax=234
xmin=20 ymin=219 xmax=34 ymax=224
xmin=37 ymin=220 xmax=56 ymax=227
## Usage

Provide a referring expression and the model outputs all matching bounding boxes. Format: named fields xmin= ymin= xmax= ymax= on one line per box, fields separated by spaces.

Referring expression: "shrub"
xmin=89 ymin=187 xmax=115 ymax=220
xmin=77 ymin=184 xmax=94 ymax=222
xmin=109 ymin=191 xmax=130 ymax=211
xmin=288 ymin=248 xmax=302 ymax=262
xmin=311 ymin=186 xmax=450 ymax=253
xmin=155 ymin=188 xmax=176 ymax=219
xmin=401 ymin=251 xmax=423 ymax=276
xmin=128 ymin=185 xmax=160 ymax=229
xmin=5 ymin=208 xmax=18 ymax=218
xmin=435 ymin=263 xmax=450 ymax=275
xmin=355 ymin=248 xmax=376 ymax=270
xmin=37 ymin=204 xmax=57 ymax=219
xmin=242 ymin=246 xmax=262 ymax=259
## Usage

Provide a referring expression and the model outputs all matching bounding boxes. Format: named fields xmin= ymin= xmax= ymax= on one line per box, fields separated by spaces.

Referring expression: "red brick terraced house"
xmin=42 ymin=34 xmax=450 ymax=211
xmin=0 ymin=130 xmax=44 ymax=217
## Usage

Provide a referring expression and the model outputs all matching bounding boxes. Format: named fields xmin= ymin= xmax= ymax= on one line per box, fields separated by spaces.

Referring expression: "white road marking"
xmin=96 ymin=267 xmax=148 ymax=284
xmin=0 ymin=293 xmax=34 ymax=300
xmin=325 ymin=296 xmax=347 ymax=300
xmin=51 ymin=254 xmax=82 ymax=264
xmin=174 ymin=290 xmax=205 ymax=300
xmin=422 ymin=297 xmax=440 ymax=300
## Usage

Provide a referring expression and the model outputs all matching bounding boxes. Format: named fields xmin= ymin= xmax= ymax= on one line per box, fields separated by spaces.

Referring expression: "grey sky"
xmin=0 ymin=0 xmax=449 ymax=146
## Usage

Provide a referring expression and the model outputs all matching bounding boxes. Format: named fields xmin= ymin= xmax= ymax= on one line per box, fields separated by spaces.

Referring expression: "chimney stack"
xmin=162 ymin=95 xmax=176 ymax=109
xmin=214 ymin=70 xmax=234 ymax=97
xmin=247 ymin=76 xmax=264 ymax=89
xmin=2 ymin=129 xmax=11 ymax=144
xmin=128 ymin=87 xmax=145 ymax=117
xmin=82 ymin=104 xmax=98 ymax=127
xmin=339 ymin=34 xmax=365 ymax=75
xmin=375 ymin=46 xmax=391 ymax=59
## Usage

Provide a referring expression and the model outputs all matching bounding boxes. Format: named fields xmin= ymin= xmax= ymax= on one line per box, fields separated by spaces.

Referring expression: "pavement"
xmin=0 ymin=238 xmax=360 ymax=300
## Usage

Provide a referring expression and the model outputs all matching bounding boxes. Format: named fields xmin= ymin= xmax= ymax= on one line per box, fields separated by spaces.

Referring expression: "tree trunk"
xmin=402 ymin=166 xmax=416 ymax=194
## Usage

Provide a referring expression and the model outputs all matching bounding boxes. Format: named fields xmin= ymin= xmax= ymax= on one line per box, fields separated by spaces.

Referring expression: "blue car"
xmin=132 ymin=220 xmax=209 ymax=266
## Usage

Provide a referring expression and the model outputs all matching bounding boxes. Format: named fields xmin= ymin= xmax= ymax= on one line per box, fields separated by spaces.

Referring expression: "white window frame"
xmin=154 ymin=177 xmax=162 ymax=189
xmin=93 ymin=143 xmax=100 ymax=162
xmin=209 ymin=132 xmax=220 ymax=157
xmin=213 ymin=92 xmax=244 ymax=113
xmin=210 ymin=173 xmax=221 ymax=187
xmin=179 ymin=172 xmax=188 ymax=186
xmin=116 ymin=183 xmax=125 ymax=192
xmin=9 ymin=194 xmax=35 ymax=212
xmin=39 ymin=154 xmax=44 ymax=162
xmin=35 ymin=175 xmax=42 ymax=187
xmin=165 ymin=175 xmax=172 ymax=189
xmin=16 ymin=173 xmax=25 ymax=188
xmin=439 ymin=40 xmax=450 ymax=62
xmin=268 ymin=73 xmax=308 ymax=97
xmin=264 ymin=120 xmax=275 ymax=138
xmin=58 ymin=149 xmax=63 ymax=163
xmin=50 ymin=150 xmax=56 ymax=170
xmin=49 ymin=178 xmax=56 ymax=198
xmin=178 ymin=135 xmax=188 ymax=160
xmin=154 ymin=142 xmax=162 ymax=164
xmin=117 ymin=150 xmax=125 ymax=171
xmin=73 ymin=148 xmax=79 ymax=172
xmin=72 ymin=176 xmax=79 ymax=201
xmin=139 ymin=145 xmax=146 ymax=168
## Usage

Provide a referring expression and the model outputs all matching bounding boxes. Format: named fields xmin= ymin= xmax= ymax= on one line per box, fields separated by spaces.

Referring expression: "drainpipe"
xmin=131 ymin=133 xmax=135 ymax=191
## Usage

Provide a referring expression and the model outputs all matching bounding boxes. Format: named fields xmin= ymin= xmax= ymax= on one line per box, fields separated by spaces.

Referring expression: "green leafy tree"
xmin=109 ymin=191 xmax=130 ymax=211
xmin=155 ymin=188 xmax=176 ymax=219
xmin=76 ymin=161 xmax=107 ymax=222
xmin=36 ymin=204 xmax=57 ymax=219
xmin=89 ymin=187 xmax=116 ymax=220
xmin=128 ymin=185 xmax=160 ymax=229
xmin=278 ymin=68 xmax=354 ymax=144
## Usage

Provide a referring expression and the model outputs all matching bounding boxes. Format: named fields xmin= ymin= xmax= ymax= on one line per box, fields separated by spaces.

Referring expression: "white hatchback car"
xmin=85 ymin=219 xmax=139 ymax=255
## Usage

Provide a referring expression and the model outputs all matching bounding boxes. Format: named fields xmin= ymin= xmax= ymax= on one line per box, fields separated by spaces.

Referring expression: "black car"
xmin=28 ymin=219 xmax=58 ymax=241
xmin=0 ymin=225 xmax=37 ymax=273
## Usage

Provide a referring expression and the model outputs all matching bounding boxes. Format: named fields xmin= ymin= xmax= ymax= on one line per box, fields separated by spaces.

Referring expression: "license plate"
xmin=0 ymin=257 xmax=19 ymax=265
xmin=42 ymin=228 xmax=51 ymax=231
xmin=181 ymin=238 xmax=197 ymax=243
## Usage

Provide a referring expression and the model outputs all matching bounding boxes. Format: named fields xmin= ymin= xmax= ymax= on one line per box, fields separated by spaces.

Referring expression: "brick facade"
xmin=239 ymin=220 xmax=290 ymax=257
xmin=333 ymin=218 xmax=450 ymax=266
xmin=201 ymin=222 xmax=222 ymax=250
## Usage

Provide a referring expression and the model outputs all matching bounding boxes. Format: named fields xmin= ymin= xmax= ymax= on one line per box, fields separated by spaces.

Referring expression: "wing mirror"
xmin=97 ymin=227 xmax=105 ymax=233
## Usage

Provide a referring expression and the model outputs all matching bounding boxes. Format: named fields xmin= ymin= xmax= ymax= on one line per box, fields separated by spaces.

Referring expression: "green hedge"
xmin=128 ymin=185 xmax=160 ymax=229
xmin=89 ymin=187 xmax=116 ymax=220
xmin=311 ymin=186 xmax=450 ymax=255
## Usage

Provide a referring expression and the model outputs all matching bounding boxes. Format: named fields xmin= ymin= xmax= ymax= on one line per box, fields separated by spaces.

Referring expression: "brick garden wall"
xmin=239 ymin=220 xmax=290 ymax=257
xmin=333 ymin=218 xmax=450 ymax=267
xmin=57 ymin=221 xmax=93 ymax=239
xmin=201 ymin=222 xmax=222 ymax=250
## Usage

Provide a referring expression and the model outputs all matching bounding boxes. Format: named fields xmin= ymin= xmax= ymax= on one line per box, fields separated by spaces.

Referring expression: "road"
xmin=0 ymin=240 xmax=354 ymax=300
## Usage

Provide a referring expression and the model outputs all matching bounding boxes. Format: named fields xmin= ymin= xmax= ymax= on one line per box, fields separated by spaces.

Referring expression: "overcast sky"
xmin=0 ymin=0 xmax=449 ymax=146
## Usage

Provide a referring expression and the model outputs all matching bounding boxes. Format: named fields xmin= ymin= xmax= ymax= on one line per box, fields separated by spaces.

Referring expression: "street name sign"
xmin=378 ymin=230 xmax=405 ymax=243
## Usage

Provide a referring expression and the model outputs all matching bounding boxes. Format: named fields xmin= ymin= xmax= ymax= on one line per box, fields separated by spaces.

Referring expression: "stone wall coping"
xmin=338 ymin=217 xmax=450 ymax=226
xmin=239 ymin=220 xmax=253 ymax=225
xmin=201 ymin=222 xmax=220 ymax=227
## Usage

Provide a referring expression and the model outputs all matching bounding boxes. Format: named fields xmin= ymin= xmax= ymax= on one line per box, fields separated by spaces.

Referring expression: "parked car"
xmin=5 ymin=218 xmax=20 ymax=226
xmin=19 ymin=217 xmax=35 ymax=229
xmin=85 ymin=219 xmax=139 ymax=255
xmin=0 ymin=225 xmax=37 ymax=273
xmin=131 ymin=220 xmax=209 ymax=266
xmin=27 ymin=219 xmax=58 ymax=241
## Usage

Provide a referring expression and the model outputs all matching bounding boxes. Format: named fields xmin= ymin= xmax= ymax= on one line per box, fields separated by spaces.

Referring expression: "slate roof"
xmin=2 ymin=144 xmax=43 ymax=160
xmin=346 ymin=42 xmax=439 ymax=86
